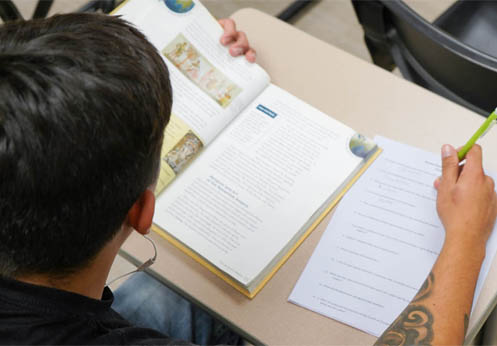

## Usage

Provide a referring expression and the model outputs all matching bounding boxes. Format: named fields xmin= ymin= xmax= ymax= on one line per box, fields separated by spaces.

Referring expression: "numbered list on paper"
xmin=289 ymin=136 xmax=497 ymax=336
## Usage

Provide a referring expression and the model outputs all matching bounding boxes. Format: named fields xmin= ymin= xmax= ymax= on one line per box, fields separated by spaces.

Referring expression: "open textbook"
xmin=114 ymin=0 xmax=381 ymax=298
xmin=289 ymin=136 xmax=497 ymax=336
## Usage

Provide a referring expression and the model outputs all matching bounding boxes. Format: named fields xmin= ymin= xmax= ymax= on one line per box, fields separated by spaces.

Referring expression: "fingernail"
xmin=221 ymin=36 xmax=230 ymax=45
xmin=232 ymin=47 xmax=243 ymax=56
xmin=442 ymin=144 xmax=454 ymax=158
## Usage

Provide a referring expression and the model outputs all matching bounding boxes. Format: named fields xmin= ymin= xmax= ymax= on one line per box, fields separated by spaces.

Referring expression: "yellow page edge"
xmin=153 ymin=225 xmax=253 ymax=297
xmin=110 ymin=0 xmax=130 ymax=14
xmin=153 ymin=147 xmax=383 ymax=299
xmin=248 ymin=146 xmax=383 ymax=297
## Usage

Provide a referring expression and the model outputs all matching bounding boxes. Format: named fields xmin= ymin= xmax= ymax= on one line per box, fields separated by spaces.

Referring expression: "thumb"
xmin=440 ymin=144 xmax=459 ymax=186
xmin=459 ymin=144 xmax=483 ymax=182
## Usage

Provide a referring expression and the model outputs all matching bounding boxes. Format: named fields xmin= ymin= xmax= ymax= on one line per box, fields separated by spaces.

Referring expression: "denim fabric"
xmin=112 ymin=272 xmax=243 ymax=345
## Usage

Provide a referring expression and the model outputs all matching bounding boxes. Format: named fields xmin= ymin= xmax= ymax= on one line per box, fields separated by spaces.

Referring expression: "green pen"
xmin=457 ymin=108 xmax=497 ymax=161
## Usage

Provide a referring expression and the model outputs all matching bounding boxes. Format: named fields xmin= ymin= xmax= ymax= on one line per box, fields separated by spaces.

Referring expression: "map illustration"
xmin=164 ymin=0 xmax=195 ymax=13
xmin=349 ymin=133 xmax=377 ymax=159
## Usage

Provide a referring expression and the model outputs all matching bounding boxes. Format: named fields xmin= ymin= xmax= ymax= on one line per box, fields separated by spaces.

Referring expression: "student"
xmin=0 ymin=13 xmax=250 ymax=345
xmin=0 ymin=13 xmax=495 ymax=346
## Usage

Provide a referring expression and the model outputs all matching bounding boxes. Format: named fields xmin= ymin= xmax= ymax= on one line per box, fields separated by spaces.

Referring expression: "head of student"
xmin=0 ymin=13 xmax=172 ymax=281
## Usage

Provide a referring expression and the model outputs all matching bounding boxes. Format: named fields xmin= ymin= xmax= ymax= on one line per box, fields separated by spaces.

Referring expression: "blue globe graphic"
xmin=164 ymin=0 xmax=195 ymax=13
xmin=349 ymin=133 xmax=375 ymax=158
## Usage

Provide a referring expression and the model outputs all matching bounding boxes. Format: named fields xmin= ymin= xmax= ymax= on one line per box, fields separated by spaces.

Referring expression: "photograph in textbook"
xmin=164 ymin=130 xmax=204 ymax=174
xmin=164 ymin=33 xmax=242 ymax=108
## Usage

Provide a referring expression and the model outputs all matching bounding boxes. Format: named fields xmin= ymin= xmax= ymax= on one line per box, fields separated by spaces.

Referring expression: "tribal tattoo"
xmin=374 ymin=273 xmax=434 ymax=346
xmin=412 ymin=273 xmax=434 ymax=303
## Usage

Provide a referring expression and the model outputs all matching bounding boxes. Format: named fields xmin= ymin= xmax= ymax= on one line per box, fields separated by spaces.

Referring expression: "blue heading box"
xmin=256 ymin=104 xmax=278 ymax=118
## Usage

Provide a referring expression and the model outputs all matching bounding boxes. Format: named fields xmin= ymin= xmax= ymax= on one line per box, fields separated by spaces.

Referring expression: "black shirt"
xmin=0 ymin=276 xmax=190 ymax=345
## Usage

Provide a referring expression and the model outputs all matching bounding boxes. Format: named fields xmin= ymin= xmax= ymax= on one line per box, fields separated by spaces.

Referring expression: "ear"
xmin=127 ymin=189 xmax=155 ymax=235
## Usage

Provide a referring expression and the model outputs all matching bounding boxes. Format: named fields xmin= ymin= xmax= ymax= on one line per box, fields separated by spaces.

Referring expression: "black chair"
xmin=352 ymin=0 xmax=497 ymax=116
xmin=0 ymin=0 xmax=118 ymax=22
xmin=277 ymin=0 xmax=319 ymax=23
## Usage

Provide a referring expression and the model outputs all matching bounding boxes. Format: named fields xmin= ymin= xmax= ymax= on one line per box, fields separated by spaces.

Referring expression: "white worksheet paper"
xmin=289 ymin=136 xmax=497 ymax=337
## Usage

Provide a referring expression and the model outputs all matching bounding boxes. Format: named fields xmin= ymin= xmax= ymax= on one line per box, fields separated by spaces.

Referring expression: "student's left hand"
xmin=219 ymin=18 xmax=256 ymax=63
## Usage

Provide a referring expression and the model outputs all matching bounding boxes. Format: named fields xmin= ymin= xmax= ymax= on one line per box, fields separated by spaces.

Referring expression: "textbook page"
xmin=289 ymin=136 xmax=497 ymax=337
xmin=154 ymin=84 xmax=369 ymax=287
xmin=115 ymin=0 xmax=270 ymax=191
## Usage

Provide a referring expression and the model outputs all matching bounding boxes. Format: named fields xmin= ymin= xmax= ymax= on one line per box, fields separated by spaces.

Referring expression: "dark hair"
xmin=0 ymin=13 xmax=172 ymax=277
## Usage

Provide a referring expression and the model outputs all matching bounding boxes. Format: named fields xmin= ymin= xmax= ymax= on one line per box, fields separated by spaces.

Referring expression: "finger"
xmin=492 ymin=190 xmax=497 ymax=218
xmin=440 ymin=144 xmax=459 ymax=187
xmin=486 ymin=175 xmax=495 ymax=192
xmin=245 ymin=48 xmax=256 ymax=63
xmin=487 ymin=177 xmax=497 ymax=220
xmin=436 ymin=146 xmax=463 ymax=188
xmin=433 ymin=177 xmax=441 ymax=190
xmin=229 ymin=31 xmax=249 ymax=57
xmin=219 ymin=19 xmax=237 ymax=45
xmin=460 ymin=144 xmax=484 ymax=181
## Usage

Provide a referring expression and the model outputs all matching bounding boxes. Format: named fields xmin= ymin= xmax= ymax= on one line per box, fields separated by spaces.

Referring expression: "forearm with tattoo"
xmin=375 ymin=273 xmax=435 ymax=346
xmin=374 ymin=269 xmax=472 ymax=346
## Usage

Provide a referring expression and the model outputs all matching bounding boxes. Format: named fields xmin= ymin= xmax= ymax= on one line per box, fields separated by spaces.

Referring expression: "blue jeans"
xmin=112 ymin=272 xmax=243 ymax=345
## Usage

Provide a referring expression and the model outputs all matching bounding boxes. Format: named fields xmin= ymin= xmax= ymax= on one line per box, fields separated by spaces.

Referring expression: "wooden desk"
xmin=121 ymin=8 xmax=497 ymax=345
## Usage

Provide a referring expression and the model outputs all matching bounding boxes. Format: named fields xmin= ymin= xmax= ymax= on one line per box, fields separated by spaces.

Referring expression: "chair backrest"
xmin=352 ymin=0 xmax=497 ymax=116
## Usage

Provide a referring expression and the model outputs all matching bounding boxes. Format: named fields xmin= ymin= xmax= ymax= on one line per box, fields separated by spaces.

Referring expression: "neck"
xmin=16 ymin=227 xmax=131 ymax=300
